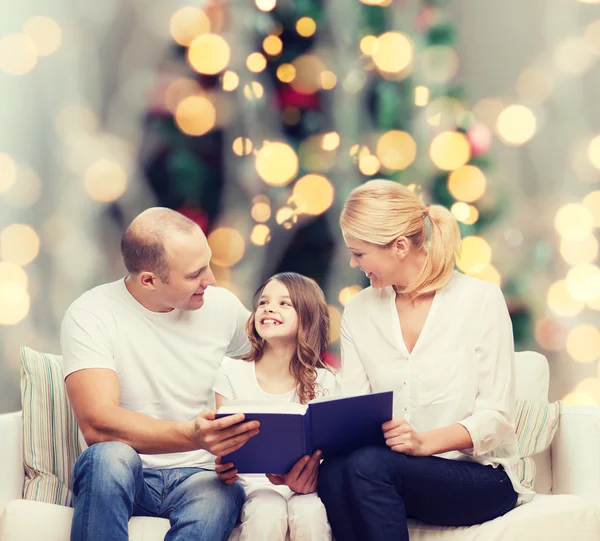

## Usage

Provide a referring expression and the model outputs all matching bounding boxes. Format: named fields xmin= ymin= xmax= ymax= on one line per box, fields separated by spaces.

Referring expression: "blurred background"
xmin=1 ymin=0 xmax=600 ymax=413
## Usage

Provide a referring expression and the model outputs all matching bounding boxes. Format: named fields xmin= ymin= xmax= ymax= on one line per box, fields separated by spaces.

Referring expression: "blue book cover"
xmin=216 ymin=391 xmax=393 ymax=474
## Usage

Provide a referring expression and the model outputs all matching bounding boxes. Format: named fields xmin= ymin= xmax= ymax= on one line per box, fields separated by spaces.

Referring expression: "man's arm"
xmin=66 ymin=369 xmax=259 ymax=456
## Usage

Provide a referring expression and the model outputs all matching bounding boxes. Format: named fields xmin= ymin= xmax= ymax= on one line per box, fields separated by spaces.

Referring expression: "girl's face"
xmin=254 ymin=280 xmax=299 ymax=344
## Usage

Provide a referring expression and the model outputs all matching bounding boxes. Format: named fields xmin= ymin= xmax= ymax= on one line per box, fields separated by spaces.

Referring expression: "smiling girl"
xmin=212 ymin=272 xmax=335 ymax=541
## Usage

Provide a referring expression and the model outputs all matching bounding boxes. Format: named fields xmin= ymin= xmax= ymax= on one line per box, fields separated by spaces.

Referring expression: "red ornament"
xmin=276 ymin=87 xmax=321 ymax=111
xmin=322 ymin=351 xmax=340 ymax=370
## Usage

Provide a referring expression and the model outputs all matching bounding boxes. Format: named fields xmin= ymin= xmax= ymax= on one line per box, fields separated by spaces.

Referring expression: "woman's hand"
xmin=266 ymin=450 xmax=322 ymax=494
xmin=215 ymin=456 xmax=239 ymax=485
xmin=382 ymin=418 xmax=429 ymax=456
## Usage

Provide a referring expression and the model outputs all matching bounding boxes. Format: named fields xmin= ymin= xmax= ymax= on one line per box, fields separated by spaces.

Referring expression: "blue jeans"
xmin=318 ymin=446 xmax=518 ymax=541
xmin=71 ymin=442 xmax=244 ymax=541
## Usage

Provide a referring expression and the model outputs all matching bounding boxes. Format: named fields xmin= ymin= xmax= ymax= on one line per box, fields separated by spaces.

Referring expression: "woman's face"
xmin=254 ymin=279 xmax=299 ymax=344
xmin=344 ymin=235 xmax=405 ymax=289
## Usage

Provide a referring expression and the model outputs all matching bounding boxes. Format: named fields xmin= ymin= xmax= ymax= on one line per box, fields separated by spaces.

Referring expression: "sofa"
xmin=1 ymin=349 xmax=599 ymax=541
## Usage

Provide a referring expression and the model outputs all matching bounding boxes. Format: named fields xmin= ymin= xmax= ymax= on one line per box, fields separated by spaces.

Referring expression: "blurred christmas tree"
xmin=139 ymin=0 xmax=531 ymax=350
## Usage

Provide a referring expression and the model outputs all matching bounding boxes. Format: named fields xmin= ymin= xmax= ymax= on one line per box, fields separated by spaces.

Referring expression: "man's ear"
xmin=138 ymin=271 xmax=158 ymax=290
xmin=393 ymin=236 xmax=410 ymax=259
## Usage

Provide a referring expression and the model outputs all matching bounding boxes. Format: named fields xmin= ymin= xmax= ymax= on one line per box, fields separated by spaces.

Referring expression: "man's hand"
xmin=215 ymin=456 xmax=239 ymax=485
xmin=192 ymin=410 xmax=259 ymax=456
xmin=266 ymin=450 xmax=322 ymax=494
xmin=382 ymin=418 xmax=429 ymax=456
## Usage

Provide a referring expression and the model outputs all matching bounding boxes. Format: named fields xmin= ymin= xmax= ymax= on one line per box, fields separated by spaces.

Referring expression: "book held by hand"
xmin=216 ymin=391 xmax=393 ymax=474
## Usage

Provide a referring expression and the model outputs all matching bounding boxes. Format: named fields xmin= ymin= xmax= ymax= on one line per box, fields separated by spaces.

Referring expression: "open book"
xmin=216 ymin=391 xmax=393 ymax=474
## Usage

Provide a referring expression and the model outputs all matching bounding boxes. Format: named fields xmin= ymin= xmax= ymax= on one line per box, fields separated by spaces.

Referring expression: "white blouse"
xmin=338 ymin=270 xmax=533 ymax=500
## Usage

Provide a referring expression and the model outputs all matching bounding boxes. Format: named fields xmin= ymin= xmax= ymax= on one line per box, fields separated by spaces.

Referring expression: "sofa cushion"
xmin=3 ymin=495 xmax=598 ymax=541
xmin=20 ymin=347 xmax=81 ymax=507
xmin=514 ymin=399 xmax=560 ymax=490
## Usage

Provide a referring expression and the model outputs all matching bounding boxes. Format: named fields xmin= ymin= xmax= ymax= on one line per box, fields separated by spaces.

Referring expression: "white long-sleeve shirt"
xmin=339 ymin=270 xmax=533 ymax=501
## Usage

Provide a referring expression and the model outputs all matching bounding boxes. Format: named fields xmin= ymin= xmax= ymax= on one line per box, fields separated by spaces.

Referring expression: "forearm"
xmin=420 ymin=423 xmax=473 ymax=456
xmin=82 ymin=406 xmax=197 ymax=454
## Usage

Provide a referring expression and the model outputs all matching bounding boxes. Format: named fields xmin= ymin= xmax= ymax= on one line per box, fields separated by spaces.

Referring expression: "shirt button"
xmin=403 ymin=381 xmax=407 ymax=385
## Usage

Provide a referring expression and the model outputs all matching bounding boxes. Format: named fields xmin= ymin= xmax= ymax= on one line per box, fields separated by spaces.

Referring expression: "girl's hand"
xmin=215 ymin=456 xmax=239 ymax=485
xmin=382 ymin=418 xmax=429 ymax=456
xmin=266 ymin=450 xmax=322 ymax=494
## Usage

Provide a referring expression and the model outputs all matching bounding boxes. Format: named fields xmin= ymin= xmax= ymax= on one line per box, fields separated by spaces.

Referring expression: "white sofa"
xmin=1 ymin=351 xmax=600 ymax=541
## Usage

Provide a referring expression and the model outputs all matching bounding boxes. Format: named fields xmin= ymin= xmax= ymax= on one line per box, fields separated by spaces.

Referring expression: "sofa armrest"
xmin=551 ymin=404 xmax=600 ymax=499
xmin=0 ymin=411 xmax=24 ymax=514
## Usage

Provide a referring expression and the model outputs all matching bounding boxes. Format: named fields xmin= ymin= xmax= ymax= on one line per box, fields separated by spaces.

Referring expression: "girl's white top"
xmin=213 ymin=358 xmax=337 ymax=497
xmin=338 ymin=270 xmax=534 ymax=503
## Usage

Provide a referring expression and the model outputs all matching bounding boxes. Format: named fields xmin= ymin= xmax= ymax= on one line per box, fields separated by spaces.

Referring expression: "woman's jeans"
xmin=71 ymin=442 xmax=244 ymax=541
xmin=318 ymin=446 xmax=518 ymax=541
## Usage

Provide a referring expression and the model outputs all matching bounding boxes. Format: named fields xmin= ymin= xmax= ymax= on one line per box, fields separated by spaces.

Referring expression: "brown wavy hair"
xmin=243 ymin=272 xmax=331 ymax=404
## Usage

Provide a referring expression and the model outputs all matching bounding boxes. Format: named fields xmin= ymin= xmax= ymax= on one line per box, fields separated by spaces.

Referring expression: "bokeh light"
xmin=0 ymin=283 xmax=30 ymax=326
xmin=232 ymin=137 xmax=253 ymax=156
xmin=0 ymin=262 xmax=28 ymax=290
xmin=243 ymin=82 xmax=264 ymax=100
xmin=175 ymin=96 xmax=216 ymax=136
xmin=360 ymin=35 xmax=377 ymax=55
xmin=0 ymin=153 xmax=17 ymax=194
xmin=188 ymin=34 xmax=230 ymax=75
xmin=255 ymin=142 xmax=299 ymax=186
xmin=376 ymin=131 xmax=417 ymax=170
xmin=515 ymin=67 xmax=553 ymax=104
xmin=429 ymin=131 xmax=471 ymax=171
xmin=421 ymin=46 xmax=459 ymax=84
xmin=562 ymin=391 xmax=598 ymax=407
xmin=84 ymin=160 xmax=127 ymax=202
xmin=277 ymin=63 xmax=296 ymax=83
xmin=0 ymin=224 xmax=40 ymax=266
xmin=4 ymin=165 xmax=42 ymax=208
xmin=250 ymin=224 xmax=271 ymax=246
xmin=554 ymin=37 xmax=595 ymax=75
xmin=291 ymin=55 xmax=325 ymax=94
xmin=208 ymin=228 xmax=246 ymax=267
xmin=0 ymin=34 xmax=37 ymax=75
xmin=358 ymin=155 xmax=381 ymax=176
xmin=296 ymin=17 xmax=317 ymax=37
xmin=275 ymin=207 xmax=297 ymax=229
xmin=263 ymin=35 xmax=283 ymax=56
xmin=246 ymin=52 xmax=267 ymax=73
xmin=566 ymin=325 xmax=600 ymax=363
xmin=565 ymin=264 xmax=600 ymax=302
xmin=547 ymin=280 xmax=584 ymax=317
xmin=170 ymin=7 xmax=210 ymax=46
xmin=456 ymin=236 xmax=492 ymax=274
xmin=320 ymin=71 xmax=337 ymax=90
xmin=554 ymin=203 xmax=594 ymax=241
xmin=251 ymin=202 xmax=271 ymax=222
xmin=576 ymin=378 xmax=600 ymax=405
xmin=583 ymin=191 xmax=600 ymax=227
xmin=23 ymin=16 xmax=62 ymax=56
xmin=256 ymin=0 xmax=277 ymax=12
xmin=448 ymin=165 xmax=486 ymax=202
xmin=322 ymin=132 xmax=340 ymax=151
xmin=588 ymin=135 xmax=600 ymax=170
xmin=560 ymin=235 xmax=598 ymax=265
xmin=222 ymin=71 xmax=240 ymax=92
xmin=415 ymin=86 xmax=430 ymax=107
xmin=496 ymin=105 xmax=536 ymax=146
xmin=372 ymin=32 xmax=414 ymax=75
xmin=164 ymin=78 xmax=201 ymax=112
xmin=291 ymin=174 xmax=334 ymax=216
xmin=467 ymin=263 xmax=500 ymax=285
xmin=339 ymin=285 xmax=363 ymax=306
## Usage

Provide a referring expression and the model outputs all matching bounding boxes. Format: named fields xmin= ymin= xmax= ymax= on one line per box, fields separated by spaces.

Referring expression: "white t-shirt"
xmin=339 ymin=270 xmax=533 ymax=502
xmin=61 ymin=279 xmax=250 ymax=470
xmin=213 ymin=357 xmax=337 ymax=496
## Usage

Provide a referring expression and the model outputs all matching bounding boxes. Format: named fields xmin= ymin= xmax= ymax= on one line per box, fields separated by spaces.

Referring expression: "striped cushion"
xmin=20 ymin=346 xmax=81 ymax=506
xmin=514 ymin=399 xmax=560 ymax=490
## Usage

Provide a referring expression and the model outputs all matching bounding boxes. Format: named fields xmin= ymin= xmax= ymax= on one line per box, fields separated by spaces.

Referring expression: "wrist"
xmin=418 ymin=431 xmax=435 ymax=456
xmin=178 ymin=420 xmax=197 ymax=451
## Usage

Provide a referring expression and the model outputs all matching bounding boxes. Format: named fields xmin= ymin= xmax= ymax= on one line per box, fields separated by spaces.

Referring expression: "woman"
xmin=318 ymin=180 xmax=533 ymax=541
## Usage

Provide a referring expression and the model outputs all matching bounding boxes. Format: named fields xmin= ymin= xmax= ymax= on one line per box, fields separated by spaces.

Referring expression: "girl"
xmin=213 ymin=272 xmax=335 ymax=541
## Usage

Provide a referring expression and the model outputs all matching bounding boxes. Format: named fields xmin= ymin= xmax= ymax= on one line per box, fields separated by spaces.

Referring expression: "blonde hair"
xmin=340 ymin=179 xmax=461 ymax=295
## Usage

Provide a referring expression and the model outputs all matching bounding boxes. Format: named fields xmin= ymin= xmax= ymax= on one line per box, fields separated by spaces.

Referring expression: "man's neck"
xmin=124 ymin=275 xmax=173 ymax=313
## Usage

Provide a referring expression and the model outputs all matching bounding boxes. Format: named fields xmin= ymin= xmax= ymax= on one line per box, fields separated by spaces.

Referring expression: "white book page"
xmin=218 ymin=401 xmax=308 ymax=415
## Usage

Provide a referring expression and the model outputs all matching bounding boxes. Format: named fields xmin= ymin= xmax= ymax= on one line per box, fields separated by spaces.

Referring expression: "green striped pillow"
xmin=20 ymin=346 xmax=82 ymax=506
xmin=514 ymin=399 xmax=560 ymax=490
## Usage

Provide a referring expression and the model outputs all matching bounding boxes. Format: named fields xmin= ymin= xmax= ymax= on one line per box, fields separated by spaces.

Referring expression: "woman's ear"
xmin=393 ymin=236 xmax=410 ymax=259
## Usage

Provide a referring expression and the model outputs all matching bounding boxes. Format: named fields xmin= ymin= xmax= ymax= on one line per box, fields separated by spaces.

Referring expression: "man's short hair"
xmin=120 ymin=209 xmax=198 ymax=282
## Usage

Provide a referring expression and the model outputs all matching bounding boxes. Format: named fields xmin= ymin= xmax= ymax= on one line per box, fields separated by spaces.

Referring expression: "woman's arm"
xmin=456 ymin=284 xmax=516 ymax=457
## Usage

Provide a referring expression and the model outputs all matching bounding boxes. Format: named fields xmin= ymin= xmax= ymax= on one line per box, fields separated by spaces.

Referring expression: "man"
xmin=62 ymin=208 xmax=259 ymax=541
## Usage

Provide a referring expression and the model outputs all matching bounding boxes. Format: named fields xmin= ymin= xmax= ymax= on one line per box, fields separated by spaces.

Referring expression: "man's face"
xmin=156 ymin=228 xmax=216 ymax=311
